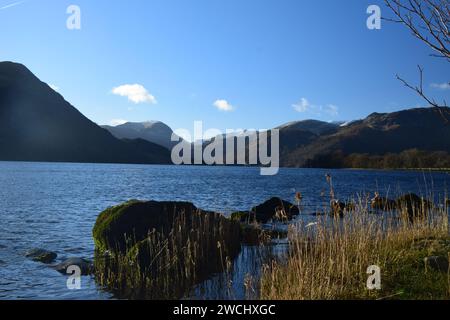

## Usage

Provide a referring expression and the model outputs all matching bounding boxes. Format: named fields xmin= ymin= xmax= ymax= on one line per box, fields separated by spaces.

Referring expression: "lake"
xmin=0 ymin=161 xmax=449 ymax=300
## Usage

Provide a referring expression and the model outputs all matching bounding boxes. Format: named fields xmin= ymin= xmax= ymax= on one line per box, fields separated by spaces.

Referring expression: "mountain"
xmin=281 ymin=107 xmax=450 ymax=167
xmin=2 ymin=62 xmax=448 ymax=169
xmin=188 ymin=109 xmax=450 ymax=168
xmin=0 ymin=62 xmax=171 ymax=164
xmin=102 ymin=121 xmax=182 ymax=150
xmin=276 ymin=120 xmax=340 ymax=136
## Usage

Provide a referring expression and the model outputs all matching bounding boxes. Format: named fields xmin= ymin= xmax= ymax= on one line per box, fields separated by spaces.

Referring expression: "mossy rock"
xmin=93 ymin=200 xmax=198 ymax=253
xmin=93 ymin=201 xmax=243 ymax=299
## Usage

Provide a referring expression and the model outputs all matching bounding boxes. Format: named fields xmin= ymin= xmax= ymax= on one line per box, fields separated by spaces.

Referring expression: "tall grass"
xmin=260 ymin=198 xmax=450 ymax=300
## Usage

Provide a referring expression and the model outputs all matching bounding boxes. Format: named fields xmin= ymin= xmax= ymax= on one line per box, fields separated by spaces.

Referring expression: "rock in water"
xmin=424 ymin=256 xmax=449 ymax=273
xmin=93 ymin=200 xmax=199 ymax=253
xmin=251 ymin=197 xmax=300 ymax=223
xmin=25 ymin=249 xmax=57 ymax=264
xmin=396 ymin=194 xmax=432 ymax=220
xmin=371 ymin=194 xmax=396 ymax=211
xmin=53 ymin=258 xmax=92 ymax=276
xmin=232 ymin=197 xmax=300 ymax=223
xmin=330 ymin=200 xmax=355 ymax=217
xmin=92 ymin=200 xmax=242 ymax=299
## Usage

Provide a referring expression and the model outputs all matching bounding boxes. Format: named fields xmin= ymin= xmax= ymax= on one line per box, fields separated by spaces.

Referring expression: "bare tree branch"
xmin=384 ymin=0 xmax=450 ymax=123
xmin=384 ymin=0 xmax=450 ymax=60
xmin=396 ymin=66 xmax=450 ymax=123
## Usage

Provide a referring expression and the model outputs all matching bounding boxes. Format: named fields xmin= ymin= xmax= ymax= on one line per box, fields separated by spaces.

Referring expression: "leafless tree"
xmin=384 ymin=0 xmax=450 ymax=122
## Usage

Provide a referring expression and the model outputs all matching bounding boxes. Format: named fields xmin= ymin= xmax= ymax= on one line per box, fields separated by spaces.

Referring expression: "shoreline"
xmin=0 ymin=160 xmax=449 ymax=173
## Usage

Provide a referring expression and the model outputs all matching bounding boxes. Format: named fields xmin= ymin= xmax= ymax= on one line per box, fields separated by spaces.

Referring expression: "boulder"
xmin=424 ymin=256 xmax=449 ymax=273
xmin=93 ymin=200 xmax=198 ymax=253
xmin=330 ymin=200 xmax=355 ymax=217
xmin=25 ymin=249 xmax=57 ymax=264
xmin=93 ymin=200 xmax=242 ymax=299
xmin=371 ymin=194 xmax=396 ymax=211
xmin=53 ymin=258 xmax=93 ymax=276
xmin=396 ymin=194 xmax=432 ymax=220
xmin=249 ymin=197 xmax=300 ymax=223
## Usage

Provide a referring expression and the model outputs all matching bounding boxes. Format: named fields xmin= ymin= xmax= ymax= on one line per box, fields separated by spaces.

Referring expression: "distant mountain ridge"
xmin=102 ymin=108 xmax=450 ymax=168
xmin=0 ymin=62 xmax=171 ymax=164
xmin=102 ymin=121 xmax=183 ymax=150
xmin=276 ymin=119 xmax=340 ymax=136
xmin=1 ymin=61 xmax=449 ymax=168
xmin=281 ymin=107 xmax=450 ymax=167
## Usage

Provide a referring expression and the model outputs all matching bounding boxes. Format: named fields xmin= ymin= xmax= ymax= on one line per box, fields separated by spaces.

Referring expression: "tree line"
xmin=304 ymin=149 xmax=450 ymax=169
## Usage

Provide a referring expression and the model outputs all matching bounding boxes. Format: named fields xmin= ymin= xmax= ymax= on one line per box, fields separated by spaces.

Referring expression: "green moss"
xmin=92 ymin=200 xmax=198 ymax=254
xmin=92 ymin=200 xmax=142 ymax=253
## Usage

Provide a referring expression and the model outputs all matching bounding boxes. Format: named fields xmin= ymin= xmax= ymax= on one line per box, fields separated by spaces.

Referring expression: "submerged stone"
xmin=25 ymin=249 xmax=57 ymax=264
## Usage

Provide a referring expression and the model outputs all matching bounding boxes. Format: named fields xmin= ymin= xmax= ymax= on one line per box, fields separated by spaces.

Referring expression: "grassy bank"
xmin=260 ymin=202 xmax=450 ymax=300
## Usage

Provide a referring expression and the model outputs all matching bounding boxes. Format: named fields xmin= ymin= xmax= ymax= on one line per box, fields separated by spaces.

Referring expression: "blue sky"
xmin=0 ymin=0 xmax=449 ymax=132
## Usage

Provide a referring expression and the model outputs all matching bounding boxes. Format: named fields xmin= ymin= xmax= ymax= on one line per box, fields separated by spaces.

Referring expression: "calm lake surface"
xmin=0 ymin=161 xmax=449 ymax=300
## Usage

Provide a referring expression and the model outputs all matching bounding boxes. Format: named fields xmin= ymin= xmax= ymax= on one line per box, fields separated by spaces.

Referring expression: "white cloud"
xmin=213 ymin=99 xmax=235 ymax=112
xmin=49 ymin=84 xmax=59 ymax=92
xmin=112 ymin=84 xmax=157 ymax=104
xmin=0 ymin=1 xmax=25 ymax=10
xmin=292 ymin=98 xmax=338 ymax=117
xmin=292 ymin=98 xmax=310 ymax=113
xmin=109 ymin=119 xmax=128 ymax=126
xmin=431 ymin=82 xmax=450 ymax=90
xmin=325 ymin=104 xmax=339 ymax=116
